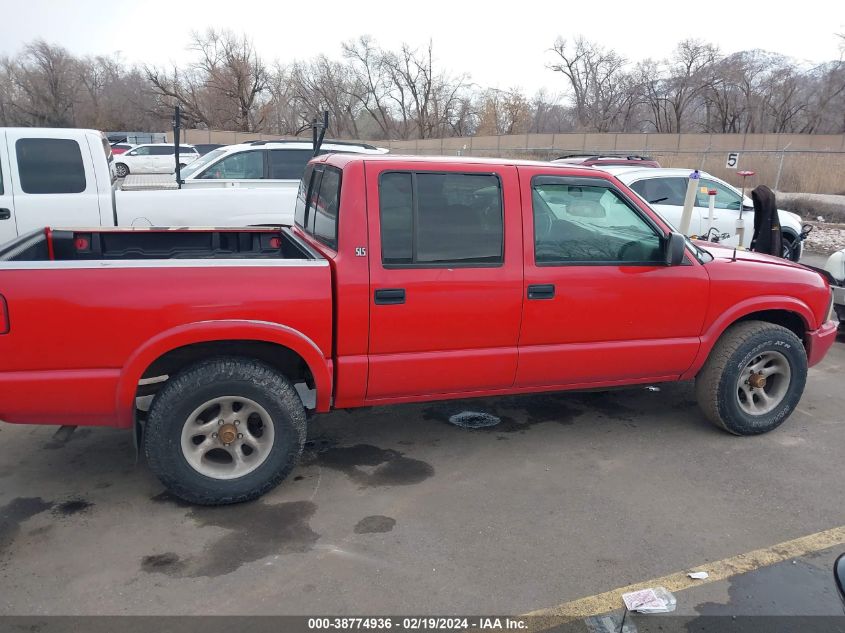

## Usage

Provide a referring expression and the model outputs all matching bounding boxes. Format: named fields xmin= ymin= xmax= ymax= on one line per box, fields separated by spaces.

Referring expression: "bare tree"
xmin=3 ymin=40 xmax=81 ymax=126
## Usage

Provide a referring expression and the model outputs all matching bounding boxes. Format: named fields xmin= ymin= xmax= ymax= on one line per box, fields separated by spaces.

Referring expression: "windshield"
xmin=180 ymin=148 xmax=227 ymax=178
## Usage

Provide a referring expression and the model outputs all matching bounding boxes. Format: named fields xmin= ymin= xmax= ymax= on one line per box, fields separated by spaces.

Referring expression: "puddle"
xmin=0 ymin=497 xmax=53 ymax=554
xmin=309 ymin=444 xmax=434 ymax=486
xmin=144 ymin=496 xmax=319 ymax=577
xmin=354 ymin=515 xmax=396 ymax=534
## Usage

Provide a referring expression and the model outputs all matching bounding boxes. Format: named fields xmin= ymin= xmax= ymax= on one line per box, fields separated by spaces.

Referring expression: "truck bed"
xmin=0 ymin=226 xmax=332 ymax=427
xmin=0 ymin=226 xmax=319 ymax=262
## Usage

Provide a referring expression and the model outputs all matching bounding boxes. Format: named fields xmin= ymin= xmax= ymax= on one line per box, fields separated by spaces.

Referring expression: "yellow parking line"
xmin=525 ymin=525 xmax=845 ymax=626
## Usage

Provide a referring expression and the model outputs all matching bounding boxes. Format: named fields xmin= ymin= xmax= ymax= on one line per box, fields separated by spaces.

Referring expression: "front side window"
xmin=629 ymin=177 xmax=687 ymax=206
xmin=269 ymin=149 xmax=313 ymax=180
xmin=15 ymin=138 xmax=86 ymax=194
xmin=199 ymin=150 xmax=265 ymax=180
xmin=696 ymin=179 xmax=742 ymax=210
xmin=130 ymin=146 xmax=151 ymax=156
xmin=533 ymin=178 xmax=663 ymax=264
xmin=379 ymin=171 xmax=503 ymax=267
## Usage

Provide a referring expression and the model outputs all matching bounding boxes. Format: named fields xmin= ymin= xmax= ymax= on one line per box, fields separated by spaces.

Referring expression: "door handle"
xmin=527 ymin=284 xmax=555 ymax=300
xmin=374 ymin=288 xmax=406 ymax=305
xmin=0 ymin=209 xmax=11 ymax=220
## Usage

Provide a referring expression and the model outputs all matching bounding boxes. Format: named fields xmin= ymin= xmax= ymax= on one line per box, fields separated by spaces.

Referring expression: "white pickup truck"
xmin=0 ymin=127 xmax=380 ymax=243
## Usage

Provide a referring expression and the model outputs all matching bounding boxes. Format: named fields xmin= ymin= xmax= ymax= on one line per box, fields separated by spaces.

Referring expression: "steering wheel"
xmin=618 ymin=240 xmax=648 ymax=262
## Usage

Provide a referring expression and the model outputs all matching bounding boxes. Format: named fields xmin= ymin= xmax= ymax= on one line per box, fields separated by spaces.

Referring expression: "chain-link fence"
xmin=380 ymin=133 xmax=845 ymax=195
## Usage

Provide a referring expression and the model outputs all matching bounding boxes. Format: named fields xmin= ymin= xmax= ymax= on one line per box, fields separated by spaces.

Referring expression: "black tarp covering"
xmin=750 ymin=184 xmax=783 ymax=257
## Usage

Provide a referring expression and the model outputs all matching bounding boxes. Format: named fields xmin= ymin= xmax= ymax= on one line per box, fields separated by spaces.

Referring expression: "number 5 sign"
xmin=726 ymin=152 xmax=740 ymax=169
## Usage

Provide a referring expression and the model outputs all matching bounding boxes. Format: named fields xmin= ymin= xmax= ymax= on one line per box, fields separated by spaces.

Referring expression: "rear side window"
xmin=269 ymin=149 xmax=313 ymax=179
xmin=294 ymin=165 xmax=315 ymax=228
xmin=295 ymin=165 xmax=341 ymax=250
xmin=15 ymin=138 xmax=86 ymax=194
xmin=629 ymin=177 xmax=687 ymax=206
xmin=379 ymin=171 xmax=503 ymax=267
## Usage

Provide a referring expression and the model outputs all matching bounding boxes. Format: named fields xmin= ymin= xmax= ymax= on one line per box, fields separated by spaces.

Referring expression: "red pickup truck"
xmin=0 ymin=155 xmax=837 ymax=504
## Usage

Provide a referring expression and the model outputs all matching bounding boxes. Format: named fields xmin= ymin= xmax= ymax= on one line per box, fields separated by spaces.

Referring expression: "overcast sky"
xmin=1 ymin=0 xmax=843 ymax=93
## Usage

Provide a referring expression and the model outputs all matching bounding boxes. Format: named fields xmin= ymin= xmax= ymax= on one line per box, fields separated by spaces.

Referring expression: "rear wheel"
xmin=695 ymin=321 xmax=807 ymax=435
xmin=144 ymin=357 xmax=306 ymax=505
xmin=115 ymin=163 xmax=129 ymax=178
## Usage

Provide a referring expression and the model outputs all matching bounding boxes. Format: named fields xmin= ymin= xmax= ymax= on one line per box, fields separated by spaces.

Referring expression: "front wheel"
xmin=782 ymin=236 xmax=799 ymax=261
xmin=115 ymin=163 xmax=129 ymax=178
xmin=695 ymin=321 xmax=807 ymax=435
xmin=144 ymin=357 xmax=306 ymax=505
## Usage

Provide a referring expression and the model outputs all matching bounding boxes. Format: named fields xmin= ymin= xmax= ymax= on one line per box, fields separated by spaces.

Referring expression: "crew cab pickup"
xmin=0 ymin=154 xmax=837 ymax=505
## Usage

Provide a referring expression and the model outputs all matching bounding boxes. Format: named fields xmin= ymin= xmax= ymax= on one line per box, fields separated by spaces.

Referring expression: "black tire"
xmin=782 ymin=235 xmax=799 ymax=261
xmin=144 ymin=357 xmax=306 ymax=505
xmin=695 ymin=321 xmax=807 ymax=435
xmin=115 ymin=163 xmax=129 ymax=178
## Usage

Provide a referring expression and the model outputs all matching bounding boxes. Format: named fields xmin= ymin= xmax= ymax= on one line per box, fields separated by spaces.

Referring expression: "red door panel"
xmin=515 ymin=167 xmax=709 ymax=387
xmin=365 ymin=161 xmax=523 ymax=400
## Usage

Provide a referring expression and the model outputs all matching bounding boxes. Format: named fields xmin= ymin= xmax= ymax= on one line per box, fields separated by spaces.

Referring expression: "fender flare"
xmin=116 ymin=320 xmax=333 ymax=428
xmin=680 ymin=295 xmax=815 ymax=380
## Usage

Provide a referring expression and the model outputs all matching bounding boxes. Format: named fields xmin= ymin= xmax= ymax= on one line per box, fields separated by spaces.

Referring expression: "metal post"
xmin=736 ymin=170 xmax=755 ymax=248
xmin=707 ymin=188 xmax=717 ymax=232
xmin=774 ymin=142 xmax=791 ymax=192
xmin=172 ymin=105 xmax=182 ymax=189
xmin=679 ymin=170 xmax=700 ymax=235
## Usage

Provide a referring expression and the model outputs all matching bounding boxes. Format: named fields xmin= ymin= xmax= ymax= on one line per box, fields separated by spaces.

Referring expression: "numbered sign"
xmin=726 ymin=152 xmax=740 ymax=169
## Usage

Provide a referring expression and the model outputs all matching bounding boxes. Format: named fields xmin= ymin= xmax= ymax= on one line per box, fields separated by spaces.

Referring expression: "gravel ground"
xmin=804 ymin=225 xmax=845 ymax=254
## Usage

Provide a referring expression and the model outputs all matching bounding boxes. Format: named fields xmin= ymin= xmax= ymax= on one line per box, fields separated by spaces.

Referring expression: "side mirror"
xmin=834 ymin=553 xmax=845 ymax=608
xmin=664 ymin=232 xmax=686 ymax=266
xmin=801 ymin=224 xmax=814 ymax=239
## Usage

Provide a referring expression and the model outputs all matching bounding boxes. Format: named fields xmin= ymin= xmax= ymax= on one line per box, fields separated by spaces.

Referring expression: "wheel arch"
xmin=116 ymin=320 xmax=333 ymax=428
xmin=681 ymin=297 xmax=815 ymax=380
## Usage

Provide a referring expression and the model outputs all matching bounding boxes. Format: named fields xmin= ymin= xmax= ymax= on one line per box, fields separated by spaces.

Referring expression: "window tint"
xmin=150 ymin=146 xmax=174 ymax=156
xmin=313 ymin=168 xmax=341 ymax=249
xmin=379 ymin=171 xmax=503 ymax=267
xmin=630 ymin=177 xmax=687 ymax=206
xmin=294 ymin=165 xmax=315 ymax=228
xmin=15 ymin=138 xmax=86 ymax=194
xmin=533 ymin=179 xmax=662 ymax=264
xmin=695 ymin=179 xmax=741 ymax=210
xmin=199 ymin=150 xmax=264 ymax=180
xmin=269 ymin=149 xmax=313 ymax=179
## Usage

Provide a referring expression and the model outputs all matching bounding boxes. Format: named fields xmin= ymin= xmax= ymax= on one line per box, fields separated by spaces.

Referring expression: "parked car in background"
xmin=553 ymin=154 xmax=661 ymax=168
xmin=192 ymin=143 xmax=226 ymax=156
xmin=110 ymin=143 xmax=135 ymax=155
xmin=823 ymin=249 xmax=845 ymax=329
xmin=114 ymin=143 xmax=200 ymax=177
xmin=602 ymin=167 xmax=806 ymax=261
xmin=177 ymin=139 xmax=388 ymax=188
xmin=0 ymin=127 xmax=334 ymax=243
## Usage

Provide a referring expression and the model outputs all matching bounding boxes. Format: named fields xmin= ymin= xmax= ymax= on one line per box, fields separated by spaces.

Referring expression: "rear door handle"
xmin=527 ymin=284 xmax=555 ymax=300
xmin=374 ymin=288 xmax=406 ymax=305
xmin=0 ymin=209 xmax=11 ymax=220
